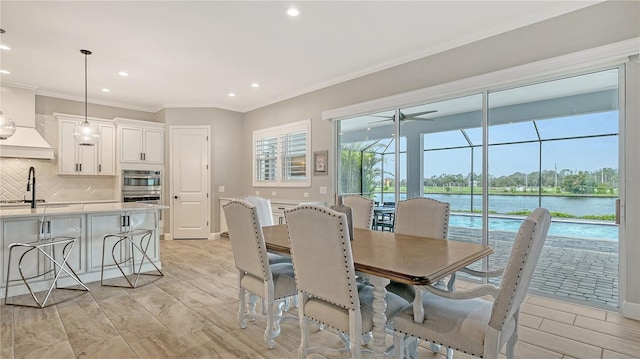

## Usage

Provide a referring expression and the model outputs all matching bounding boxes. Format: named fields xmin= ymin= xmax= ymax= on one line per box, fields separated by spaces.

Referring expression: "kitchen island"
xmin=1 ymin=202 xmax=166 ymax=298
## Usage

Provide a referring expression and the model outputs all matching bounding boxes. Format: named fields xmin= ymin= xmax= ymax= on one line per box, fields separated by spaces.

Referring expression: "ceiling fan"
xmin=369 ymin=109 xmax=437 ymax=124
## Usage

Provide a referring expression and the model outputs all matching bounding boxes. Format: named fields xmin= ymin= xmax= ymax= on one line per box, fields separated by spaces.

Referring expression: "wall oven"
xmin=121 ymin=169 xmax=162 ymax=204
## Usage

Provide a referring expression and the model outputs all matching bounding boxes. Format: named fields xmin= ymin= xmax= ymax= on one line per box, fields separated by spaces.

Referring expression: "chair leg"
xmin=393 ymin=333 xmax=404 ymax=359
xmin=264 ymin=297 xmax=276 ymax=349
xmin=238 ymin=279 xmax=247 ymax=329
xmin=446 ymin=347 xmax=454 ymax=359
xmin=298 ymin=294 xmax=309 ymax=359
xmin=506 ymin=332 xmax=517 ymax=359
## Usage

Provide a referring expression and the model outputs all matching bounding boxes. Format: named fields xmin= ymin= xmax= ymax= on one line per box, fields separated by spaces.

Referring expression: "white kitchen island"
xmin=0 ymin=202 xmax=166 ymax=298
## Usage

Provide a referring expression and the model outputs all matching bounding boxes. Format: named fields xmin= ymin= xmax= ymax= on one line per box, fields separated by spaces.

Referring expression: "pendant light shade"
xmin=0 ymin=111 xmax=17 ymax=140
xmin=73 ymin=49 xmax=100 ymax=146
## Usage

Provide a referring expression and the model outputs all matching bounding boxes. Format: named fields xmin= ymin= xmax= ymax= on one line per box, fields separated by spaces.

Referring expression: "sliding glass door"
xmin=336 ymin=66 xmax=620 ymax=308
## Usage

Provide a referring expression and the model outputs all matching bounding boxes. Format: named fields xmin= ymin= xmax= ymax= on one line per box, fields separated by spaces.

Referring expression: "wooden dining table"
xmin=262 ymin=224 xmax=493 ymax=358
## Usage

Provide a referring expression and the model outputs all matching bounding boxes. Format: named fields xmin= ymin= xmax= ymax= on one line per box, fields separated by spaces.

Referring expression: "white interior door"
xmin=170 ymin=126 xmax=210 ymax=239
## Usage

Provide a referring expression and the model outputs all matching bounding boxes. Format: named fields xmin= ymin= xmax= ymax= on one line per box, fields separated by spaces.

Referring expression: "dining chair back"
xmin=343 ymin=195 xmax=375 ymax=229
xmin=392 ymin=208 xmax=551 ymax=359
xmin=285 ymin=205 xmax=409 ymax=358
xmin=238 ymin=195 xmax=275 ymax=226
xmin=223 ymin=200 xmax=297 ymax=349
xmin=388 ymin=197 xmax=451 ymax=301
xmin=394 ymin=197 xmax=449 ymax=239
xmin=238 ymin=195 xmax=290 ymax=265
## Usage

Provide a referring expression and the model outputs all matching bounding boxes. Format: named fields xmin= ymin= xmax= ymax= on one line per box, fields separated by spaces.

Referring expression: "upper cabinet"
xmin=56 ymin=114 xmax=116 ymax=175
xmin=115 ymin=118 xmax=165 ymax=165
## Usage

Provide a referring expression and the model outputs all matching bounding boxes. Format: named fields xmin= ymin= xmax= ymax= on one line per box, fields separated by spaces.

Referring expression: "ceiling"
xmin=0 ymin=1 xmax=602 ymax=113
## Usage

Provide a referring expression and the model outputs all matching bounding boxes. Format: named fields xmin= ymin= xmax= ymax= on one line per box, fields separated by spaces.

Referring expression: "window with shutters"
xmin=253 ymin=119 xmax=311 ymax=187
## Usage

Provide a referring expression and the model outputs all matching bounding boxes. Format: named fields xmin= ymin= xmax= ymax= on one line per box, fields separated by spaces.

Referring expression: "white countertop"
xmin=0 ymin=202 xmax=168 ymax=218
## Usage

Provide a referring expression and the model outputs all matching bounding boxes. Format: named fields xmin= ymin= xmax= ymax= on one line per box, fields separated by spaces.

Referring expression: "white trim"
xmin=622 ymin=301 xmax=640 ymax=320
xmin=322 ymin=37 xmax=640 ymax=121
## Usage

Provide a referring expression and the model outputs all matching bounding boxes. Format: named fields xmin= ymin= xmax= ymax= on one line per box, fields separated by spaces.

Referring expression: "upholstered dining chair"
xmin=392 ymin=208 xmax=551 ymax=359
xmin=223 ymin=200 xmax=298 ymax=349
xmin=285 ymin=205 xmax=410 ymax=358
xmin=238 ymin=195 xmax=291 ymax=265
xmin=343 ymin=195 xmax=375 ymax=229
xmin=387 ymin=197 xmax=451 ymax=302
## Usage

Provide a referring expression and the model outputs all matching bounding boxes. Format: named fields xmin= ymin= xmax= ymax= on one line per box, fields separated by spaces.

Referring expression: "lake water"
xmin=373 ymin=193 xmax=616 ymax=217
xmin=371 ymin=193 xmax=618 ymax=241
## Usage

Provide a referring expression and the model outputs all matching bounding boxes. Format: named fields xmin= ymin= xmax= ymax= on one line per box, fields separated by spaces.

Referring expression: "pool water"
xmin=450 ymin=215 xmax=618 ymax=241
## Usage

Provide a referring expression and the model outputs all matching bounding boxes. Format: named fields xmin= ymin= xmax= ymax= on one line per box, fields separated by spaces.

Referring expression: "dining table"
xmin=262 ymin=224 xmax=493 ymax=358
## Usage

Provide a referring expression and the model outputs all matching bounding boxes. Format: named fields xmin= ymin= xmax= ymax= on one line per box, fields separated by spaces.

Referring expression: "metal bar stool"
xmin=100 ymin=211 xmax=163 ymax=288
xmin=4 ymin=216 xmax=89 ymax=308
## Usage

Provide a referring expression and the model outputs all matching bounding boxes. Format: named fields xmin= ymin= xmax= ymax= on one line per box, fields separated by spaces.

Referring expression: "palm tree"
xmin=340 ymin=143 xmax=387 ymax=198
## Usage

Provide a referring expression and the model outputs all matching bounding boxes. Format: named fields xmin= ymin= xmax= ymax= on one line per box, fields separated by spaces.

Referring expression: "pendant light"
xmin=73 ymin=49 xmax=100 ymax=146
xmin=0 ymin=111 xmax=16 ymax=140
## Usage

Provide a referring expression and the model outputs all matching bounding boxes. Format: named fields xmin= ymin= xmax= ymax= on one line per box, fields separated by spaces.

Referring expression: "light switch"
xmin=218 ymin=186 xmax=225 ymax=193
xmin=319 ymin=187 xmax=328 ymax=195
xmin=303 ymin=192 xmax=309 ymax=198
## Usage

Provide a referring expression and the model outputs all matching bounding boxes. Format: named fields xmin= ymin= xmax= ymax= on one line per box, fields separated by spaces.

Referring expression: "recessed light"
xmin=286 ymin=7 xmax=299 ymax=17
xmin=228 ymin=92 xmax=236 ymax=97
xmin=251 ymin=83 xmax=260 ymax=88
xmin=118 ymin=71 xmax=129 ymax=77
xmin=0 ymin=70 xmax=10 ymax=74
xmin=366 ymin=127 xmax=371 ymax=131
xmin=0 ymin=45 xmax=10 ymax=51
xmin=101 ymin=88 xmax=110 ymax=93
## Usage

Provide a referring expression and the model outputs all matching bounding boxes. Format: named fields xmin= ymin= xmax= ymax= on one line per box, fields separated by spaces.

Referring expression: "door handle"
xmin=174 ymin=195 xmax=179 ymax=199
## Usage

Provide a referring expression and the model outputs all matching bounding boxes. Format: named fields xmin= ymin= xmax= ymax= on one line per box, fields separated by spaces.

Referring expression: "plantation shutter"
xmin=253 ymin=119 xmax=311 ymax=187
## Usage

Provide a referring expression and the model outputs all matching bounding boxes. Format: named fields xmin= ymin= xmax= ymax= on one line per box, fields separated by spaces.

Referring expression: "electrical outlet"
xmin=218 ymin=186 xmax=225 ymax=193
xmin=319 ymin=187 xmax=328 ymax=195
xmin=303 ymin=192 xmax=309 ymax=198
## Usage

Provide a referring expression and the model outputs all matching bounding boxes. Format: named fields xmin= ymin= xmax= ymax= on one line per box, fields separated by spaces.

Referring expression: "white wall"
xmin=242 ymin=0 xmax=640 ymax=204
xmin=161 ymin=107 xmax=244 ymax=233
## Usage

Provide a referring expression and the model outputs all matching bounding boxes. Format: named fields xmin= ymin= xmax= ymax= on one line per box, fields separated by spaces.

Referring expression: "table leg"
xmin=368 ymin=275 xmax=390 ymax=358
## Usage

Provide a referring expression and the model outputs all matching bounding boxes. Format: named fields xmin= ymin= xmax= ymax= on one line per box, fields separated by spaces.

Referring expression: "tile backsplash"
xmin=0 ymin=114 xmax=117 ymax=203
xmin=0 ymin=158 xmax=117 ymax=202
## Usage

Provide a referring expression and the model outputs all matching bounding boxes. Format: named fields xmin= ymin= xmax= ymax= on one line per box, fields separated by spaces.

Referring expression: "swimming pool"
xmin=450 ymin=214 xmax=618 ymax=241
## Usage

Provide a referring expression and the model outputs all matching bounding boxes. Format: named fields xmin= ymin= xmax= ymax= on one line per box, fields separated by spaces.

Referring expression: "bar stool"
xmin=100 ymin=211 xmax=163 ymax=288
xmin=4 ymin=216 xmax=89 ymax=308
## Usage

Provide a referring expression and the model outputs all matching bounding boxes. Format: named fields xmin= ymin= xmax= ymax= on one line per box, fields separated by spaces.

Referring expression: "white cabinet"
xmin=56 ymin=114 xmax=115 ymax=175
xmin=116 ymin=118 xmax=165 ymax=164
xmin=219 ymin=198 xmax=324 ymax=234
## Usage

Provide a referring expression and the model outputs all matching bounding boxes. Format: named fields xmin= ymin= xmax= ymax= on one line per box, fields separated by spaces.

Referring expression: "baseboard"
xmin=622 ymin=300 xmax=640 ymax=320
xmin=162 ymin=233 xmax=218 ymax=240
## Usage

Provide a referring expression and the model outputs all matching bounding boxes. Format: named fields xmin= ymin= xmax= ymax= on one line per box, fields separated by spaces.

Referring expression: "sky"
xmin=391 ymin=111 xmax=619 ymax=178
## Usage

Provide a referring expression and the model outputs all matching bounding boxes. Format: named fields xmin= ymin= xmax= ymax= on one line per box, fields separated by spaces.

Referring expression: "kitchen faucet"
xmin=26 ymin=166 xmax=36 ymax=209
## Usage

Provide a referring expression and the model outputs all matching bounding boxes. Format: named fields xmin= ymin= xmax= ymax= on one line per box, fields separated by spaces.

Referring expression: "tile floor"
xmin=1 ymin=239 xmax=638 ymax=359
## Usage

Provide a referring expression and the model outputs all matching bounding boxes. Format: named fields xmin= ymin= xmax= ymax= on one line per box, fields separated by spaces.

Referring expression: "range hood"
xmin=0 ymin=84 xmax=55 ymax=159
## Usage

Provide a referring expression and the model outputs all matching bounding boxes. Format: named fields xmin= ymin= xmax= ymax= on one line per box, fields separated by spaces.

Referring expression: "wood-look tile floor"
xmin=1 ymin=239 xmax=638 ymax=359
